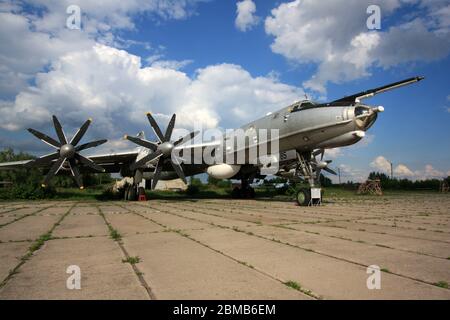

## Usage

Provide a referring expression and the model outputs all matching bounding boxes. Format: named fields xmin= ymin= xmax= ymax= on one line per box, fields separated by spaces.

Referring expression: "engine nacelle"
xmin=206 ymin=164 xmax=241 ymax=179
xmin=317 ymin=130 xmax=365 ymax=149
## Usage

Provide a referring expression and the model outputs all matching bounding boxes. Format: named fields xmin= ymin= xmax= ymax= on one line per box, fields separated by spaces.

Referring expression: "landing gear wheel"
xmin=231 ymin=186 xmax=241 ymax=199
xmin=296 ymin=188 xmax=311 ymax=206
xmin=124 ymin=185 xmax=137 ymax=201
xmin=232 ymin=186 xmax=255 ymax=199
xmin=246 ymin=187 xmax=255 ymax=199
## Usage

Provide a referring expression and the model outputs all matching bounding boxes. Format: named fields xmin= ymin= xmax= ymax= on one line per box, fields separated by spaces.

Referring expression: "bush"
xmin=5 ymin=183 xmax=56 ymax=200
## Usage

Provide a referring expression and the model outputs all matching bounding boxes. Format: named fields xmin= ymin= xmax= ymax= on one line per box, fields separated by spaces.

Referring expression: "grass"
xmin=29 ymin=233 xmax=51 ymax=252
xmin=122 ymin=256 xmax=140 ymax=264
xmin=434 ymin=281 xmax=449 ymax=289
xmin=109 ymin=228 xmax=122 ymax=241
xmin=284 ymin=280 xmax=302 ymax=291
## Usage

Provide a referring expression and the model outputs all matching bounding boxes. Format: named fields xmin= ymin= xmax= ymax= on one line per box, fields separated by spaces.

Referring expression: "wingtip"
xmin=88 ymin=117 xmax=93 ymax=122
xmin=123 ymin=134 xmax=128 ymax=140
xmin=146 ymin=112 xmax=151 ymax=116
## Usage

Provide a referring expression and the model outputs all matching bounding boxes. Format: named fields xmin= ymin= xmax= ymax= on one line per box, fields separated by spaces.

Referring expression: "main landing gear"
xmin=231 ymin=179 xmax=256 ymax=199
xmin=295 ymin=188 xmax=322 ymax=206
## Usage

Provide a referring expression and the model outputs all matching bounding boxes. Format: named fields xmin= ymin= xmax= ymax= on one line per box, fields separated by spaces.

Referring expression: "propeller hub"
xmin=158 ymin=142 xmax=174 ymax=156
xmin=60 ymin=144 xmax=75 ymax=159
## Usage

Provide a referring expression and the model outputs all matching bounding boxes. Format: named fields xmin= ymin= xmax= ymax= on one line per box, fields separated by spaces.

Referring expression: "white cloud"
xmin=394 ymin=164 xmax=414 ymax=177
xmin=0 ymin=1 xmax=204 ymax=98
xmin=370 ymin=155 xmax=392 ymax=173
xmin=0 ymin=44 xmax=303 ymax=150
xmin=422 ymin=164 xmax=444 ymax=179
xmin=265 ymin=0 xmax=450 ymax=93
xmin=235 ymin=0 xmax=260 ymax=32
xmin=370 ymin=157 xmax=446 ymax=180
xmin=324 ymin=148 xmax=342 ymax=158
xmin=337 ymin=164 xmax=366 ymax=182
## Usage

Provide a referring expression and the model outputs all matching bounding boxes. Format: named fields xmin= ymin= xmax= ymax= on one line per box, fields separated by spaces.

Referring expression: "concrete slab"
xmin=53 ymin=211 xmax=108 ymax=238
xmin=0 ymin=215 xmax=63 ymax=242
xmin=149 ymin=203 xmax=258 ymax=229
xmin=127 ymin=204 xmax=210 ymax=230
xmin=0 ymin=237 xmax=149 ymax=299
xmin=319 ymin=221 xmax=450 ymax=243
xmin=241 ymin=225 xmax=450 ymax=286
xmin=122 ymin=231 xmax=311 ymax=300
xmin=186 ymin=227 xmax=450 ymax=299
xmin=104 ymin=212 xmax=163 ymax=235
xmin=0 ymin=242 xmax=30 ymax=282
xmin=284 ymin=223 xmax=450 ymax=259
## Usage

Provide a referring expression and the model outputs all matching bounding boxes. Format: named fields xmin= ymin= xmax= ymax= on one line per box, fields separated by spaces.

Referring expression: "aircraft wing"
xmin=327 ymin=76 xmax=424 ymax=105
xmin=0 ymin=160 xmax=34 ymax=170
xmin=0 ymin=151 xmax=139 ymax=173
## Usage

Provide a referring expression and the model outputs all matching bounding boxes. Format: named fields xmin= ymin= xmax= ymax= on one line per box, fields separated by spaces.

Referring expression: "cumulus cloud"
xmin=0 ymin=44 xmax=303 ymax=147
xmin=265 ymin=0 xmax=450 ymax=93
xmin=0 ymin=0 xmax=204 ymax=98
xmin=394 ymin=164 xmax=414 ymax=177
xmin=235 ymin=0 xmax=260 ymax=32
xmin=370 ymin=156 xmax=447 ymax=180
xmin=337 ymin=164 xmax=366 ymax=182
xmin=370 ymin=155 xmax=392 ymax=173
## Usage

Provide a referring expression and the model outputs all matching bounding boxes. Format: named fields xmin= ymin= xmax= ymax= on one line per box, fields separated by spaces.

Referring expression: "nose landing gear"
xmin=231 ymin=178 xmax=256 ymax=199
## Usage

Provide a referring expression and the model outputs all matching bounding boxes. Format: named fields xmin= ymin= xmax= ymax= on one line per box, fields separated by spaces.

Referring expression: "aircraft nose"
xmin=354 ymin=105 xmax=378 ymax=130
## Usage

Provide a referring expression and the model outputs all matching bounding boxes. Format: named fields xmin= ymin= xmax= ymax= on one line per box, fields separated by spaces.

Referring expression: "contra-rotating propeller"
xmin=124 ymin=113 xmax=198 ymax=189
xmin=311 ymin=149 xmax=337 ymax=177
xmin=27 ymin=115 xmax=107 ymax=189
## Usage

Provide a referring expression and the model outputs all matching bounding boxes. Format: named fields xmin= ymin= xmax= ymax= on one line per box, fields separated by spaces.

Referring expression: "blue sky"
xmin=0 ymin=0 xmax=449 ymax=181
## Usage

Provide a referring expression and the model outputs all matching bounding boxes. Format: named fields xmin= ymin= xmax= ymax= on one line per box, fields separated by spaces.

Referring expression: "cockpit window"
xmin=290 ymin=101 xmax=318 ymax=113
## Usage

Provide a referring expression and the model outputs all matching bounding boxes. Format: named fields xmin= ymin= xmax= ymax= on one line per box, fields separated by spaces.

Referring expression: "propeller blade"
xmin=28 ymin=152 xmax=60 ymax=166
xmin=42 ymin=157 xmax=66 ymax=187
xmin=164 ymin=114 xmax=176 ymax=142
xmin=323 ymin=167 xmax=337 ymax=175
xmin=146 ymin=113 xmax=165 ymax=142
xmin=75 ymin=139 xmax=107 ymax=152
xmin=69 ymin=158 xmax=83 ymax=189
xmin=124 ymin=135 xmax=157 ymax=151
xmin=130 ymin=149 xmax=163 ymax=171
xmin=75 ymin=153 xmax=105 ymax=172
xmin=170 ymin=161 xmax=187 ymax=185
xmin=320 ymin=150 xmax=325 ymax=161
xmin=151 ymin=159 xmax=164 ymax=190
xmin=52 ymin=115 xmax=67 ymax=144
xmin=173 ymin=130 xmax=200 ymax=146
xmin=28 ymin=128 xmax=61 ymax=148
xmin=70 ymin=118 xmax=92 ymax=146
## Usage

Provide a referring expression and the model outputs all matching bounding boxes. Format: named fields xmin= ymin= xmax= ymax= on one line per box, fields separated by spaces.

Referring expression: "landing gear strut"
xmin=231 ymin=179 xmax=255 ymax=199
xmin=293 ymin=151 xmax=325 ymax=206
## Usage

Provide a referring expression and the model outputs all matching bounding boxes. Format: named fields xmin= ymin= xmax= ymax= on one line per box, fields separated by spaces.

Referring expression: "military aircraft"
xmin=0 ymin=76 xmax=423 ymax=205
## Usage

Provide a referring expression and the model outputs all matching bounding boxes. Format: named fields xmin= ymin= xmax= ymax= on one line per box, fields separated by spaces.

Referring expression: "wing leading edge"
xmin=325 ymin=76 xmax=424 ymax=105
